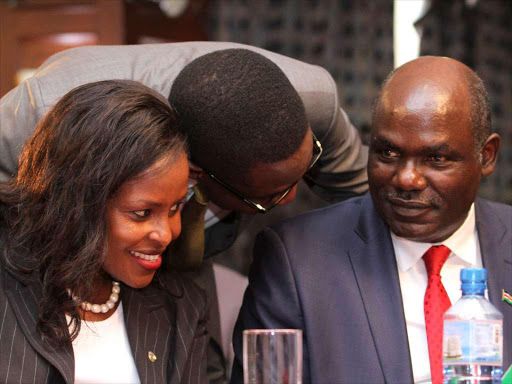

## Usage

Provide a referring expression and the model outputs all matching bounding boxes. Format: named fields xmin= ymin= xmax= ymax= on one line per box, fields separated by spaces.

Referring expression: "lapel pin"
xmin=148 ymin=351 xmax=157 ymax=362
xmin=503 ymin=289 xmax=512 ymax=307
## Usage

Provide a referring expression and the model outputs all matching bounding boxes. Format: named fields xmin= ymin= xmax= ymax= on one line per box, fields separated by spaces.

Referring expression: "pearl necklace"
xmin=71 ymin=281 xmax=121 ymax=314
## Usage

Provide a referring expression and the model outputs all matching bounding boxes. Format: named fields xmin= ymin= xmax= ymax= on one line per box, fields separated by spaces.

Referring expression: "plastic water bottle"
xmin=443 ymin=268 xmax=503 ymax=384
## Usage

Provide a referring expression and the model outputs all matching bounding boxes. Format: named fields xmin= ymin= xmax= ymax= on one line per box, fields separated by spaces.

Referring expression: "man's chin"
xmin=388 ymin=221 xmax=447 ymax=243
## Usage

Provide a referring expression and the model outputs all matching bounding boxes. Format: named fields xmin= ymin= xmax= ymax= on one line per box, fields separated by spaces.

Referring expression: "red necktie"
xmin=422 ymin=245 xmax=452 ymax=384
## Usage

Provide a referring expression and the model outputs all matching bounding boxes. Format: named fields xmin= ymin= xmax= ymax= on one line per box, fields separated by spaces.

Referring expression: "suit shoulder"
xmin=270 ymin=195 xmax=365 ymax=236
xmin=476 ymin=198 xmax=512 ymax=227
xmin=282 ymin=194 xmax=364 ymax=222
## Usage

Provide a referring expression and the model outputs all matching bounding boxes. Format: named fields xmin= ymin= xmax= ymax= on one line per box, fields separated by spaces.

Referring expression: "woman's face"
xmin=103 ymin=152 xmax=189 ymax=288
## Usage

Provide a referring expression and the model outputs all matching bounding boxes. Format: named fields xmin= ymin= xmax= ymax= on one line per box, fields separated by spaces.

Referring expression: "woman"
xmin=0 ymin=80 xmax=208 ymax=384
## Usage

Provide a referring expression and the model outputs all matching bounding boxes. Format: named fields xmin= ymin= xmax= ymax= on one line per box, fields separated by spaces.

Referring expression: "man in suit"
xmin=0 ymin=43 xmax=368 ymax=382
xmin=232 ymin=56 xmax=511 ymax=383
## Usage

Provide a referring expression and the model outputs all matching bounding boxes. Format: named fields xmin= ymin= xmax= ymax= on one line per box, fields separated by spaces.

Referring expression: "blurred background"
xmin=1 ymin=0 xmax=510 ymax=201
xmin=1 ymin=0 xmax=511 ymax=271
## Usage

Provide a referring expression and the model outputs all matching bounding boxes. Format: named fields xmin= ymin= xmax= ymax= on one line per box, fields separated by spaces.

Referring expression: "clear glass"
xmin=243 ymin=329 xmax=302 ymax=384
xmin=443 ymin=294 xmax=504 ymax=384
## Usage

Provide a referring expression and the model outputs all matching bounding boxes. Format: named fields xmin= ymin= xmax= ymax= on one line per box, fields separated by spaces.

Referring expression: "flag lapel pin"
xmin=503 ymin=289 xmax=512 ymax=307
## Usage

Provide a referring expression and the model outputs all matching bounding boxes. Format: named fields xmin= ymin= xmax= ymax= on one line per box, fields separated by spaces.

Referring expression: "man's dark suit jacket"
xmin=0 ymin=254 xmax=209 ymax=384
xmin=232 ymin=194 xmax=512 ymax=384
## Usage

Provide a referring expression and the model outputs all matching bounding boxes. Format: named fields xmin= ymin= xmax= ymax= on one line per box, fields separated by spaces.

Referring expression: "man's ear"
xmin=480 ymin=133 xmax=501 ymax=176
xmin=188 ymin=161 xmax=206 ymax=180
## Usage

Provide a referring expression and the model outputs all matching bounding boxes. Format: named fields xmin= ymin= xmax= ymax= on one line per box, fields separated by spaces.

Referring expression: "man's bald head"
xmin=373 ymin=56 xmax=491 ymax=151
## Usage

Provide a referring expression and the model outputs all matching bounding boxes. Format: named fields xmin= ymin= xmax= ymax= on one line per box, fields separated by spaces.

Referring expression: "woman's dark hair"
xmin=0 ymin=79 xmax=186 ymax=347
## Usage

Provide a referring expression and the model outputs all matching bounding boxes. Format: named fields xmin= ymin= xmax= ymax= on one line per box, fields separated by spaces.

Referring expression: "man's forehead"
xmin=373 ymin=79 xmax=472 ymax=140
xmin=380 ymin=83 xmax=454 ymax=114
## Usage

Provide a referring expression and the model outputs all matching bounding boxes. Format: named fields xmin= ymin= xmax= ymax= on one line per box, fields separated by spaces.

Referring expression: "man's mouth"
xmin=387 ymin=197 xmax=431 ymax=209
xmin=385 ymin=196 xmax=434 ymax=219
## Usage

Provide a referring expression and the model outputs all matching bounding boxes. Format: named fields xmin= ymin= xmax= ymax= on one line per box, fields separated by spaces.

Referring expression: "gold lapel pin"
xmin=148 ymin=351 xmax=157 ymax=362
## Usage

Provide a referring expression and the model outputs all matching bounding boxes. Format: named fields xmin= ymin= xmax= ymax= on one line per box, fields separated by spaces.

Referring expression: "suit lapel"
xmin=475 ymin=199 xmax=512 ymax=368
xmin=122 ymin=280 xmax=179 ymax=384
xmin=348 ymin=195 xmax=414 ymax=383
xmin=4 ymin=269 xmax=75 ymax=384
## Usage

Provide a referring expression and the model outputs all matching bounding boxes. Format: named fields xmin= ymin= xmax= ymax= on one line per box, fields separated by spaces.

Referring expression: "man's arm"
xmin=0 ymin=78 xmax=45 ymax=181
xmin=303 ymin=66 xmax=368 ymax=203
xmin=230 ymin=227 xmax=309 ymax=383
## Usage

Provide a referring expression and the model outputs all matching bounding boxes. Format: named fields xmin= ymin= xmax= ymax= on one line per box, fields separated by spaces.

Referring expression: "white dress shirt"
xmin=392 ymin=204 xmax=483 ymax=384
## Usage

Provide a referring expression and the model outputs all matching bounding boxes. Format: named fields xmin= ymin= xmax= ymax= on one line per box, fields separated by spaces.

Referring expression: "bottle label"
xmin=443 ymin=319 xmax=503 ymax=365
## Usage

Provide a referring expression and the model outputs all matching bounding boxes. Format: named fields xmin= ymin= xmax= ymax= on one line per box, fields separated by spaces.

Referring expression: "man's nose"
xmin=393 ymin=160 xmax=427 ymax=191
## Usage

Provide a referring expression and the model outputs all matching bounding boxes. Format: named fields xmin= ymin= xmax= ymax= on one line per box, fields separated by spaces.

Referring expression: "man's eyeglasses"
xmin=202 ymin=132 xmax=323 ymax=214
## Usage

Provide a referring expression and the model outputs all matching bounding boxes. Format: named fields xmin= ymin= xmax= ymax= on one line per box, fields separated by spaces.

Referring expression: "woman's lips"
xmin=130 ymin=250 xmax=162 ymax=271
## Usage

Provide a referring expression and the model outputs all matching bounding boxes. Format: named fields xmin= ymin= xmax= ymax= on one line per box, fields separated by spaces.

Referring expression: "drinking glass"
xmin=243 ymin=329 xmax=302 ymax=384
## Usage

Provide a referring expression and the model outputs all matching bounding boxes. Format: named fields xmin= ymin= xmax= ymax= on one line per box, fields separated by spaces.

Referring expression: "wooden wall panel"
xmin=0 ymin=0 xmax=124 ymax=97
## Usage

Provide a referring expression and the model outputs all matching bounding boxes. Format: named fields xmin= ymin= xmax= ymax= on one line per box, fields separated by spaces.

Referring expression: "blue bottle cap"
xmin=460 ymin=268 xmax=487 ymax=294
xmin=461 ymin=268 xmax=487 ymax=283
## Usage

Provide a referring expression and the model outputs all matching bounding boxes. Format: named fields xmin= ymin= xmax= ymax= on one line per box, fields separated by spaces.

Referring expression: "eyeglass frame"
xmin=200 ymin=132 xmax=323 ymax=214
